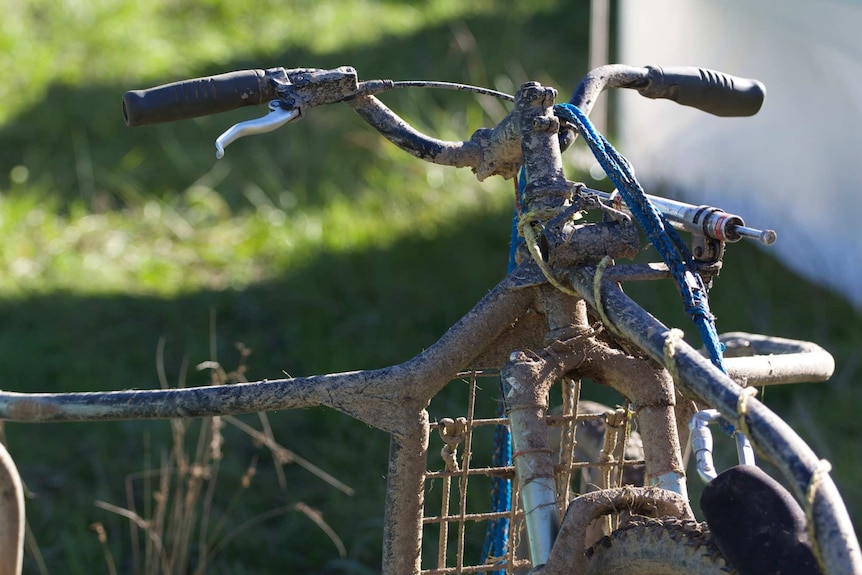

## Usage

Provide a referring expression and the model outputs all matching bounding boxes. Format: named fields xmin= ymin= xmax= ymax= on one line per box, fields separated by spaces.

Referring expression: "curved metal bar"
xmin=565 ymin=265 xmax=862 ymax=575
xmin=346 ymin=95 xmax=482 ymax=169
xmin=0 ymin=441 xmax=23 ymax=575
xmin=348 ymin=76 xmax=635 ymax=180
xmin=347 ymin=89 xmax=561 ymax=181
xmin=568 ymin=64 xmax=649 ymax=116
xmin=0 ymin=275 xmax=537 ymax=437
xmin=722 ymin=332 xmax=835 ymax=386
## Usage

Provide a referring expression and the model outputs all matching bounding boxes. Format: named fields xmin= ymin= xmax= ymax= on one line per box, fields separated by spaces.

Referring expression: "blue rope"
xmin=554 ymin=103 xmax=727 ymax=372
xmin=481 ymin=414 xmax=511 ymax=570
xmin=486 ymin=106 xmax=730 ymax=566
xmin=555 ymin=104 xmax=757 ymax=457
xmin=481 ymin=171 xmax=525 ymax=571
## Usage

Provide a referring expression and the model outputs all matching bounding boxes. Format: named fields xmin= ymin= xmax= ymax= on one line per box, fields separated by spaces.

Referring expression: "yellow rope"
xmin=661 ymin=328 xmax=686 ymax=385
xmin=592 ymin=255 xmax=627 ymax=340
xmin=517 ymin=210 xmax=580 ymax=297
xmin=517 ymin=208 xmax=564 ymax=231
xmin=735 ymin=386 xmax=758 ymax=440
xmin=438 ymin=417 xmax=467 ymax=473
xmin=805 ymin=458 xmax=833 ymax=570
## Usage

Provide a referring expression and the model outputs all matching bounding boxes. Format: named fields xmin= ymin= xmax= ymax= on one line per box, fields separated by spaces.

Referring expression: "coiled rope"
xmin=553 ymin=103 xmax=759 ymax=470
xmin=554 ymin=102 xmax=727 ymax=371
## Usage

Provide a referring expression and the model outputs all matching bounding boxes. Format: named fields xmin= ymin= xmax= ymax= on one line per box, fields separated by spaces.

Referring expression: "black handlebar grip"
xmin=122 ymin=69 xmax=278 ymax=127
xmin=638 ymin=65 xmax=766 ymax=117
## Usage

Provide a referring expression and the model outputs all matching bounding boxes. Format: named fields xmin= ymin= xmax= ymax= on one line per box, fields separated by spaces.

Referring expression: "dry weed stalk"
xmin=92 ymin=339 xmax=350 ymax=574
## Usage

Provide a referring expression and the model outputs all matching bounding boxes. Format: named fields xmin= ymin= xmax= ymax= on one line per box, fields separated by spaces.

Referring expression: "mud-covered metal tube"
xmin=346 ymin=95 xmax=482 ymax=169
xmin=565 ymin=265 xmax=862 ymax=575
xmin=0 ymin=273 xmax=537 ymax=429
xmin=722 ymin=332 xmax=835 ymax=386
xmin=381 ymin=415 xmax=429 ymax=575
xmin=569 ymin=64 xmax=650 ymax=116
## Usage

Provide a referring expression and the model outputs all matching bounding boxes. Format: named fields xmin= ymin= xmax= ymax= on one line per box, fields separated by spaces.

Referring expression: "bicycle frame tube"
xmin=0 ymin=66 xmax=855 ymax=575
xmin=0 ymin=274 xmax=542 ymax=575
xmin=0 ymin=262 xmax=855 ymax=573
xmin=0 ymin=277 xmax=536 ymax=426
xmin=564 ymin=264 xmax=862 ymax=575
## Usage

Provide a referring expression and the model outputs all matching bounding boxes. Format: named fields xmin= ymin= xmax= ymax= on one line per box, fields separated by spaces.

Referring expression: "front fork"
xmin=504 ymin=311 xmax=691 ymax=567
xmin=507 ymin=81 xmax=689 ymax=567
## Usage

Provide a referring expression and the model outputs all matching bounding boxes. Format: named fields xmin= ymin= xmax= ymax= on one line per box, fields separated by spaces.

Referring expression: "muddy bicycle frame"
xmin=1 ymin=65 xmax=860 ymax=574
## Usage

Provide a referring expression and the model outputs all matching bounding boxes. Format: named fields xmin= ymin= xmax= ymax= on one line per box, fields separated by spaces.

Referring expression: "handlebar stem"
xmin=515 ymin=82 xmax=573 ymax=216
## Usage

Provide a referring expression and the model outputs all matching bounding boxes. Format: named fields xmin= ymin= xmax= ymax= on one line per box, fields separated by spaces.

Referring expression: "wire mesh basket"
xmin=420 ymin=370 xmax=644 ymax=574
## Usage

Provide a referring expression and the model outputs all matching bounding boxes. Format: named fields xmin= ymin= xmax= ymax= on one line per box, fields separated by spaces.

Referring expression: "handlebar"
xmin=638 ymin=65 xmax=765 ymax=117
xmin=122 ymin=64 xmax=765 ymax=168
xmin=569 ymin=64 xmax=764 ymax=117
xmin=121 ymin=63 xmax=771 ymax=249
xmin=122 ymin=68 xmax=281 ymax=126
xmin=121 ymin=63 xmax=774 ymax=251
xmin=123 ymin=66 xmax=366 ymax=127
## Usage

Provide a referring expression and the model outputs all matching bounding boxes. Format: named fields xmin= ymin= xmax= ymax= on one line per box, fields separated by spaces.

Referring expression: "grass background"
xmin=1 ymin=0 xmax=860 ymax=572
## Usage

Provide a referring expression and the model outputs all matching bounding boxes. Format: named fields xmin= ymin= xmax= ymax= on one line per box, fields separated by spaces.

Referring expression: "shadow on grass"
xmin=0 ymin=6 xmax=594 ymax=572
xmin=1 ymin=201 xmax=514 ymax=573
xmin=2 ymin=2 xmax=861 ymax=571
xmin=3 ymin=209 xmax=861 ymax=573
xmin=0 ymin=3 xmax=590 ymax=213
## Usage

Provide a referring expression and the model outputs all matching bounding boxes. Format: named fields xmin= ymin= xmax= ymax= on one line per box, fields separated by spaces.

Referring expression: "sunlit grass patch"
xmin=0 ymin=162 xmax=510 ymax=297
xmin=0 ymin=0 xmax=546 ymax=126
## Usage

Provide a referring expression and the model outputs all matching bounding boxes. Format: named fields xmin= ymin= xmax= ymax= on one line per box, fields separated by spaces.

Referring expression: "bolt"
xmin=517 ymin=82 xmax=544 ymax=105
xmin=532 ymin=115 xmax=560 ymax=133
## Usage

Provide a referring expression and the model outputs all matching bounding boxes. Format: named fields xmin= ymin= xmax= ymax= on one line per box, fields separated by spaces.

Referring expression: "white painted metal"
xmin=618 ymin=0 xmax=862 ymax=308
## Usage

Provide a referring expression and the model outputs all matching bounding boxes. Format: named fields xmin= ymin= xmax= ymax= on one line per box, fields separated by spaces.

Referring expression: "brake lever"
xmin=215 ymin=101 xmax=300 ymax=159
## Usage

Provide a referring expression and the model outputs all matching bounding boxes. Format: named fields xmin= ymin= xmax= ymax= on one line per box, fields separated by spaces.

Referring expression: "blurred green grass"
xmin=1 ymin=0 xmax=860 ymax=573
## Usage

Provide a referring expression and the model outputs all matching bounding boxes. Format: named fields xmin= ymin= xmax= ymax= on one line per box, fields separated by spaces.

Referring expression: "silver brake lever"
xmin=215 ymin=101 xmax=300 ymax=159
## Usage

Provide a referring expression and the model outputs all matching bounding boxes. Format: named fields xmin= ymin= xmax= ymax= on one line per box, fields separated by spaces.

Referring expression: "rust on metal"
xmin=7 ymin=400 xmax=59 ymax=421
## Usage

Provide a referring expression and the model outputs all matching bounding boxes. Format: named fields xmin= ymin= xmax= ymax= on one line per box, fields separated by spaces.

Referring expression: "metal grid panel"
xmin=419 ymin=371 xmax=640 ymax=574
